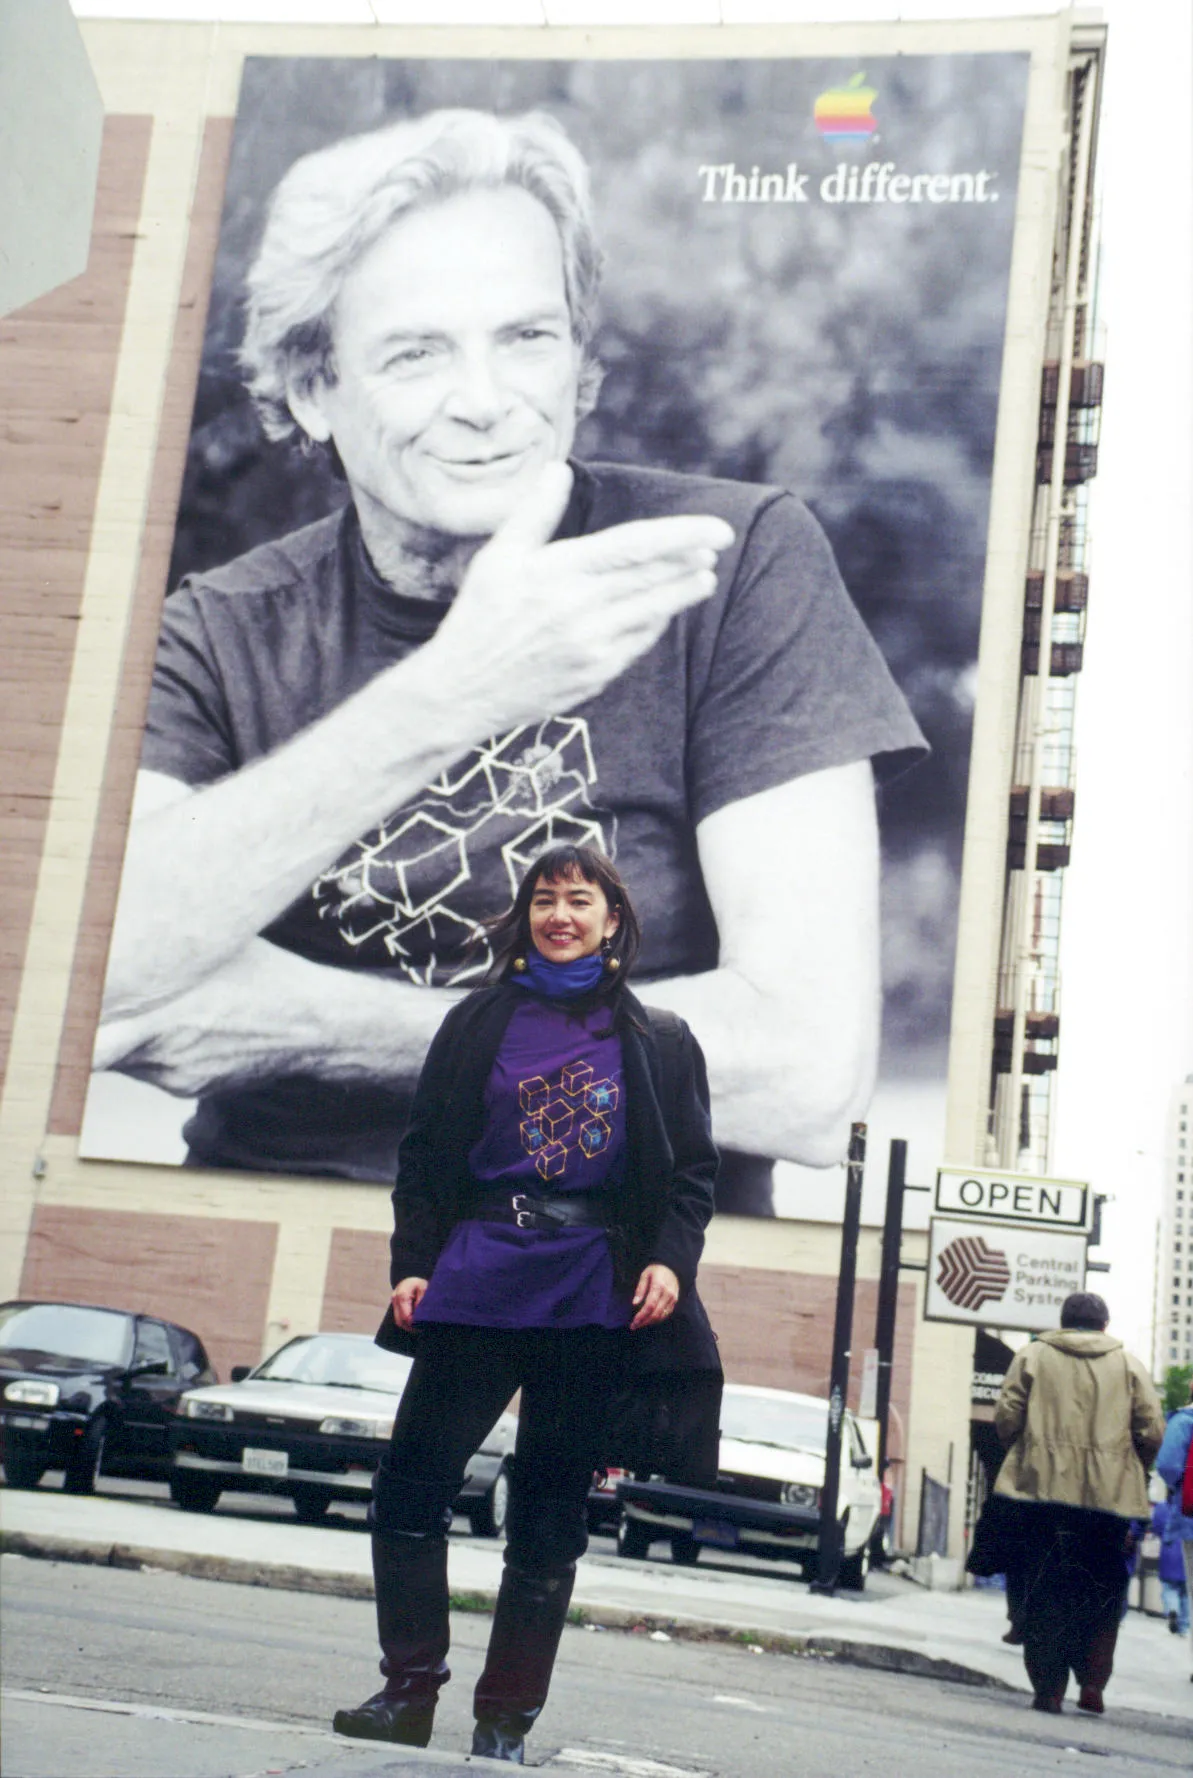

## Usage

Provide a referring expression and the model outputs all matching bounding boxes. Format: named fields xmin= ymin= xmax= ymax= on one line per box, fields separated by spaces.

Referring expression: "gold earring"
xmin=512 ymin=956 xmax=527 ymax=973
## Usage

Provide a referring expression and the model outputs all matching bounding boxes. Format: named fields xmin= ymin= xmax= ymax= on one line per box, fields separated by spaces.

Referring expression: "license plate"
xmin=242 ymin=1447 xmax=288 ymax=1477
xmin=692 ymin=1517 xmax=738 ymax=1549
xmin=4 ymin=1414 xmax=49 ymax=1431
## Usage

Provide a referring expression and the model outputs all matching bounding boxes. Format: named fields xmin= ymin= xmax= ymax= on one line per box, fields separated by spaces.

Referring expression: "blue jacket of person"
xmin=1155 ymin=1405 xmax=1193 ymax=1542
xmin=1151 ymin=1500 xmax=1189 ymax=1584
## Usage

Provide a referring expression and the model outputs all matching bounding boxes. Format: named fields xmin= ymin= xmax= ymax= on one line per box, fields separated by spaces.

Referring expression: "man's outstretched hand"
xmin=427 ymin=463 xmax=735 ymax=732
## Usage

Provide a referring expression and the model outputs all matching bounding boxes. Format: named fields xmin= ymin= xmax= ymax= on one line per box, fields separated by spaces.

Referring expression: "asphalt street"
xmin=4 ymin=1556 xmax=1192 ymax=1778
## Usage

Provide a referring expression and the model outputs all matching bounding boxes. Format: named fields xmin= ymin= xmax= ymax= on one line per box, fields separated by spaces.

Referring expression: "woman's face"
xmin=527 ymin=871 xmax=619 ymax=964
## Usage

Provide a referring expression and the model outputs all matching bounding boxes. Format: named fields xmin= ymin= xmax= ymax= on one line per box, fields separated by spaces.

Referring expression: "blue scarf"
xmin=515 ymin=950 xmax=605 ymax=1000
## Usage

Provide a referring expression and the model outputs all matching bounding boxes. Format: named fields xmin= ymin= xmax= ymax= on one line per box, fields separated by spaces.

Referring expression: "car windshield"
xmin=719 ymin=1391 xmax=828 ymax=1454
xmin=0 ymin=1303 xmax=131 ymax=1366
xmin=252 ymin=1336 xmax=413 ymax=1395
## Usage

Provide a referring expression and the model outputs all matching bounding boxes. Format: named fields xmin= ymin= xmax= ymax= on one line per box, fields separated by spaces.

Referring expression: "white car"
xmin=169 ymin=1332 xmax=516 ymax=1536
xmin=615 ymin=1383 xmax=883 ymax=1589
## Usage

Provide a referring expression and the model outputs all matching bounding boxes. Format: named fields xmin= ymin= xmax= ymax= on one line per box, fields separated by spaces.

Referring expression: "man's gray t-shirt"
xmin=141 ymin=460 xmax=926 ymax=1189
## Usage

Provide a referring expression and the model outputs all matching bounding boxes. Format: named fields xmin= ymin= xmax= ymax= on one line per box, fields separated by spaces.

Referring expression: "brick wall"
xmin=18 ymin=1204 xmax=276 ymax=1384
xmin=0 ymin=117 xmax=152 ymax=1094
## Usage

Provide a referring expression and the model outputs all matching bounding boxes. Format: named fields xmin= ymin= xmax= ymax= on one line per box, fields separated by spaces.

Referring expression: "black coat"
xmin=375 ymin=982 xmax=721 ymax=1380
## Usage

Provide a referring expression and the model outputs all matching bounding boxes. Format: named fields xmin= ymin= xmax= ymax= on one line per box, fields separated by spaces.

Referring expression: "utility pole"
xmin=809 ymin=1122 xmax=866 ymax=1595
xmin=874 ymin=1138 xmax=907 ymax=1478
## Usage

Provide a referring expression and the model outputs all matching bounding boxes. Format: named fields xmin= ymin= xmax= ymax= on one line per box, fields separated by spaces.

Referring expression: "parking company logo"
xmin=936 ymin=1234 xmax=1013 ymax=1313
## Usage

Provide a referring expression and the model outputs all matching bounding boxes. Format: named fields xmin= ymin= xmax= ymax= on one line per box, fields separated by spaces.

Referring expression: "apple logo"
xmin=813 ymin=71 xmax=879 ymax=147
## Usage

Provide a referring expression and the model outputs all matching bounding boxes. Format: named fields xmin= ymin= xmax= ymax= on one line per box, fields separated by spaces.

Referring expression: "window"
xmin=170 ymin=1327 xmax=210 ymax=1381
xmin=133 ymin=1319 xmax=173 ymax=1372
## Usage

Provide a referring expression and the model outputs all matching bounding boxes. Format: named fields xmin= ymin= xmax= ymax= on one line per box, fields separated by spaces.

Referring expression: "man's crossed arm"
xmin=98 ymin=762 xmax=880 ymax=1170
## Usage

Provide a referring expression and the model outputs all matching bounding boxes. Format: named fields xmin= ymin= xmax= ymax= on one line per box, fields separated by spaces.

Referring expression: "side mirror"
xmin=230 ymin=1365 xmax=252 ymax=1382
xmin=126 ymin=1359 xmax=169 ymax=1380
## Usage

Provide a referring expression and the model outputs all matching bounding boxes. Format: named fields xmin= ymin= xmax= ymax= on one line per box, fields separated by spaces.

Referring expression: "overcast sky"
xmin=69 ymin=0 xmax=1193 ymax=1365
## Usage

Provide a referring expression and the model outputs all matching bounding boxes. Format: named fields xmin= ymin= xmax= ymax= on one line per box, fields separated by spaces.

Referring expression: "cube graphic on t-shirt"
xmin=535 ymin=1140 xmax=569 ymax=1181
xmin=541 ymin=1098 xmax=575 ymax=1141
xmin=561 ymin=1061 xmax=594 ymax=1096
xmin=579 ymin=1115 xmax=612 ymax=1158
xmin=519 ymin=1118 xmax=547 ymax=1154
xmin=519 ymin=1076 xmax=550 ymax=1116
xmin=584 ymin=1079 xmax=619 ymax=1115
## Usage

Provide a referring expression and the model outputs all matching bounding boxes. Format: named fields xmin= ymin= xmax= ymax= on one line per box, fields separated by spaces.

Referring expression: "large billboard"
xmin=81 ymin=50 xmax=1031 ymax=1219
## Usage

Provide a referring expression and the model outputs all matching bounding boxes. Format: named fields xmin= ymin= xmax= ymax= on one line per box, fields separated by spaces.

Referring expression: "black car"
xmin=0 ymin=1300 xmax=216 ymax=1494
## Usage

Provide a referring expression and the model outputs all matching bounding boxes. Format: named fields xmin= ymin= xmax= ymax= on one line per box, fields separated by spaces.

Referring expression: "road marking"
xmin=553 ymin=1752 xmax=707 ymax=1777
xmin=711 ymin=1694 xmax=770 ymax=1712
xmin=1 ymin=1690 xmax=337 ymax=1739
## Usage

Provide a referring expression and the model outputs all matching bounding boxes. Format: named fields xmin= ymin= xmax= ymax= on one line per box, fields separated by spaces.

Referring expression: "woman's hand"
xmin=629 ymin=1264 xmax=680 ymax=1332
xmin=392 ymin=1277 xmax=428 ymax=1331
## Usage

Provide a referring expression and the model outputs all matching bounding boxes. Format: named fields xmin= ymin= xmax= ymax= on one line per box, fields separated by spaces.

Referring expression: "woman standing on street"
xmin=333 ymin=843 xmax=721 ymax=1762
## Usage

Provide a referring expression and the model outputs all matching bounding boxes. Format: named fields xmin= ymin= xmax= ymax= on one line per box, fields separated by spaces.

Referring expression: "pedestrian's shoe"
xmin=1001 ymin=1624 xmax=1024 ymax=1646
xmin=332 ymin=1690 xmax=435 ymax=1746
xmin=1076 ymin=1685 xmax=1104 ymax=1716
xmin=1030 ymin=1694 xmax=1063 ymax=1714
xmin=1169 ymin=1610 xmax=1180 ymax=1634
xmin=472 ymin=1716 xmax=536 ymax=1763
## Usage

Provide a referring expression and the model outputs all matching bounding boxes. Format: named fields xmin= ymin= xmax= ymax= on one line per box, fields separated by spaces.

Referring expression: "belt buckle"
xmin=511 ymin=1194 xmax=538 ymax=1230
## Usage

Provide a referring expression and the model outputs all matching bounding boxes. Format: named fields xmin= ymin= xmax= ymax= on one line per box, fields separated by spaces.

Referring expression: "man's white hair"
xmin=241 ymin=107 xmax=604 ymax=442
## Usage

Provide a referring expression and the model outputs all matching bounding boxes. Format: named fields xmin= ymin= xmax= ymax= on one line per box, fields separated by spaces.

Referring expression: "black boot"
xmin=333 ymin=1530 xmax=449 ymax=1745
xmin=472 ymin=1716 xmax=535 ymax=1763
xmin=472 ymin=1558 xmax=575 ymax=1761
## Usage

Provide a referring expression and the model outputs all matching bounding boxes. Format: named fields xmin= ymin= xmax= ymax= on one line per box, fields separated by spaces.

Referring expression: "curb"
xmin=3 ymin=1527 xmax=1017 ymax=1692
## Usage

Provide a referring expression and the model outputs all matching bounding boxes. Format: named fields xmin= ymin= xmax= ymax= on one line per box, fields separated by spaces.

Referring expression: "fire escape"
xmin=990 ymin=42 xmax=1104 ymax=1172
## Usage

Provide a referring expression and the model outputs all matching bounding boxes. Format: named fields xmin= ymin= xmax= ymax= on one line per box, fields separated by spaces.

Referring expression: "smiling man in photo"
xmin=92 ymin=107 xmax=923 ymax=1209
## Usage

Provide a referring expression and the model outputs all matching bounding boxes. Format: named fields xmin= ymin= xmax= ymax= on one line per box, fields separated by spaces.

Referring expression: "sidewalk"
xmin=3 ymin=1487 xmax=1191 ymax=1724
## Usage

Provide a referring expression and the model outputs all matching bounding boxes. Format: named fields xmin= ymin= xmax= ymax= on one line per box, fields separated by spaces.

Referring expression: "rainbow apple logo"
xmin=813 ymin=72 xmax=878 ymax=146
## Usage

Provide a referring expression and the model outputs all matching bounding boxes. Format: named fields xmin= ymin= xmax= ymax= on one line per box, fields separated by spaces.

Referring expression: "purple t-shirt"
xmin=414 ymin=999 xmax=631 ymax=1330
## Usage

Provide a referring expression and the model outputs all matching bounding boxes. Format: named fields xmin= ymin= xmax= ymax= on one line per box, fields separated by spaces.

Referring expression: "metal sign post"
xmin=874 ymin=1137 xmax=906 ymax=1479
xmin=809 ymin=1121 xmax=865 ymax=1596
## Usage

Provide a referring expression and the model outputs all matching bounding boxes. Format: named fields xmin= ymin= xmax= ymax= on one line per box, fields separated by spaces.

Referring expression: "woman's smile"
xmin=527 ymin=872 xmax=619 ymax=964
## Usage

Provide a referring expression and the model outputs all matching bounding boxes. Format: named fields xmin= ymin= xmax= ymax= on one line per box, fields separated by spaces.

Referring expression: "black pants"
xmin=373 ymin=1323 xmax=626 ymax=1563
xmin=1016 ymin=1504 xmax=1129 ymax=1704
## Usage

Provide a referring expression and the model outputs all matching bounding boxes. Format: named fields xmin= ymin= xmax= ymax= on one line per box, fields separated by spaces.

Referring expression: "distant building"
xmin=1155 ymin=1074 xmax=1193 ymax=1374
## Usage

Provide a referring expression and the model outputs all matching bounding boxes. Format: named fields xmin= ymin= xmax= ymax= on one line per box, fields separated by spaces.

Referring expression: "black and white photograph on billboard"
xmin=81 ymin=52 xmax=1030 ymax=1219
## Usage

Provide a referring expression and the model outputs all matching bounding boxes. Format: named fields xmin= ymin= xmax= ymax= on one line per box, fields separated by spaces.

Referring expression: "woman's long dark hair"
xmin=487 ymin=844 xmax=642 ymax=989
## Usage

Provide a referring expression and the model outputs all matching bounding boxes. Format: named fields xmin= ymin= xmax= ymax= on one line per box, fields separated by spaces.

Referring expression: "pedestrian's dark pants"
xmin=369 ymin=1323 xmax=625 ymax=1738
xmin=1017 ymin=1504 xmax=1129 ymax=1708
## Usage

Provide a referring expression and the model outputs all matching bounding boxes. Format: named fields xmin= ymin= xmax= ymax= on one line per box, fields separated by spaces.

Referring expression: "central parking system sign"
xmin=925 ymin=1216 xmax=1089 ymax=1331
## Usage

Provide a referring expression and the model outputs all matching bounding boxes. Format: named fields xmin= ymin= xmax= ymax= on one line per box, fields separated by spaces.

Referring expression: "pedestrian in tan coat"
xmin=991 ymin=1292 xmax=1165 ymax=1717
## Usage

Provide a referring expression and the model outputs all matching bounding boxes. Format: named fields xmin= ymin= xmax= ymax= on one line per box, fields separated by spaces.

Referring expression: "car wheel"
xmin=169 ymin=1471 xmax=223 ymax=1514
xmin=670 ymin=1533 xmax=700 ymax=1567
xmin=469 ymin=1466 xmax=509 ymax=1539
xmin=292 ymin=1485 xmax=333 ymax=1524
xmin=839 ymin=1539 xmax=870 ymax=1592
xmin=62 ymin=1418 xmax=105 ymax=1495
xmin=3 ymin=1441 xmax=47 ymax=1490
xmin=616 ymin=1515 xmax=653 ymax=1560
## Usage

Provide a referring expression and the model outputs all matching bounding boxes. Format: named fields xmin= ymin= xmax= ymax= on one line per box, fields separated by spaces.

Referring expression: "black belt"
xmin=477 ymin=1191 xmax=607 ymax=1233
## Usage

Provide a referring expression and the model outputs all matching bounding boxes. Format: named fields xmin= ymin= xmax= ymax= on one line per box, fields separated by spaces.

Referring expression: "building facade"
xmin=1154 ymin=1075 xmax=1193 ymax=1375
xmin=0 ymin=12 xmax=1105 ymax=1561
